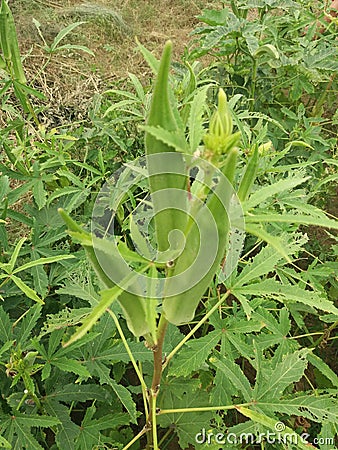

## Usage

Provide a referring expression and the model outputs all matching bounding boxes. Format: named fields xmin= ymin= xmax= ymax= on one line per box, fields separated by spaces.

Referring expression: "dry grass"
xmin=6 ymin=0 xmax=213 ymax=125
xmin=1 ymin=0 xmax=214 ymax=237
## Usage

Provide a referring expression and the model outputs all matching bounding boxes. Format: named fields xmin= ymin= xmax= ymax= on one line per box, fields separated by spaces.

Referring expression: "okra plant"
xmin=0 ymin=0 xmax=92 ymax=126
xmin=0 ymin=0 xmax=43 ymax=124
xmin=59 ymin=41 xmax=338 ymax=449
xmin=59 ymin=40 xmax=247 ymax=448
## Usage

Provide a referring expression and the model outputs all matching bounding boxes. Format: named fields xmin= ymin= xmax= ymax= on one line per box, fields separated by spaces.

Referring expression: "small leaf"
xmin=10 ymin=275 xmax=44 ymax=304
xmin=56 ymin=280 xmax=99 ymax=306
xmin=13 ymin=81 xmax=45 ymax=100
xmin=142 ymin=125 xmax=188 ymax=153
xmin=231 ymin=244 xmax=285 ymax=289
xmin=258 ymin=393 xmax=337 ymax=424
xmin=158 ymin=390 xmax=213 ymax=449
xmin=13 ymin=424 xmax=44 ymax=450
xmin=13 ymin=254 xmax=74 ymax=274
xmin=53 ymin=44 xmax=94 ymax=56
xmin=0 ymin=175 xmax=9 ymax=201
xmin=243 ymin=224 xmax=291 ymax=262
xmin=211 ymin=354 xmax=252 ymax=402
xmin=308 ymin=353 xmax=338 ymax=388
xmin=245 ymin=213 xmax=338 ymax=230
xmin=129 ymin=214 xmax=153 ymax=260
xmin=49 ymin=22 xmax=86 ymax=52
xmin=245 ymin=176 xmax=310 ymax=210
xmin=0 ymin=435 xmax=11 ymax=448
xmin=128 ymin=72 xmax=146 ymax=101
xmin=30 ymin=263 xmax=48 ymax=298
xmin=52 ymin=357 xmax=91 ymax=378
xmin=169 ymin=331 xmax=221 ymax=377
xmin=15 ymin=304 xmax=42 ymax=346
xmin=14 ymin=414 xmax=61 ymax=427
xmin=33 ymin=179 xmax=47 ymax=210
xmin=255 ymin=349 xmax=309 ymax=401
xmin=0 ymin=341 xmax=14 ymax=359
xmin=63 ymin=268 xmax=143 ymax=347
xmin=136 ymin=38 xmax=160 ymax=74
xmin=93 ymin=360 xmax=137 ymax=423
xmin=210 ymin=369 xmax=231 ymax=406
xmin=44 ymin=400 xmax=79 ymax=450
xmin=0 ymin=306 xmax=12 ymax=342
xmin=233 ymin=279 xmax=338 ymax=315
xmin=8 ymin=237 xmax=26 ymax=273
xmin=254 ymin=307 xmax=290 ymax=339
xmin=75 ymin=410 xmax=130 ymax=450
xmin=50 ymin=384 xmax=109 ymax=402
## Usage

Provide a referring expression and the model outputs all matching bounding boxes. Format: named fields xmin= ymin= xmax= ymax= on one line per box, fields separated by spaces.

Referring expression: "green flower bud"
xmin=203 ymin=89 xmax=234 ymax=157
xmin=258 ymin=140 xmax=272 ymax=155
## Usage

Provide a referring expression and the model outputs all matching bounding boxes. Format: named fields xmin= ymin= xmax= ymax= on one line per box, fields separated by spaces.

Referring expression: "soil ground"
xmin=8 ymin=0 xmax=214 ymax=121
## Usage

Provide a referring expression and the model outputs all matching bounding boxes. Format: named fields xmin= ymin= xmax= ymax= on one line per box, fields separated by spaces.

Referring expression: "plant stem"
xmin=122 ymin=426 xmax=148 ymax=450
xmin=313 ymin=320 xmax=338 ymax=347
xmin=25 ymin=96 xmax=41 ymax=128
xmin=151 ymin=314 xmax=168 ymax=392
xmin=250 ymin=57 xmax=258 ymax=112
xmin=163 ymin=289 xmax=231 ymax=370
xmin=158 ymin=428 xmax=174 ymax=448
xmin=290 ymin=332 xmax=323 ymax=340
xmin=139 ymin=361 xmax=149 ymax=418
xmin=107 ymin=308 xmax=148 ymax=394
xmin=312 ymin=74 xmax=336 ymax=117
xmin=151 ymin=394 xmax=158 ymax=449
xmin=158 ymin=402 xmax=253 ymax=415
xmin=146 ymin=314 xmax=168 ymax=450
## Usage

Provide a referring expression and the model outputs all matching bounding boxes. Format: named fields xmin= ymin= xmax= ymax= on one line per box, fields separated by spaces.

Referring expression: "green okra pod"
xmin=0 ymin=54 xmax=6 ymax=69
xmin=162 ymin=87 xmax=240 ymax=325
xmin=145 ymin=41 xmax=187 ymax=255
xmin=221 ymin=147 xmax=239 ymax=187
xmin=238 ymin=144 xmax=259 ymax=202
xmin=163 ymin=149 xmax=238 ymax=325
xmin=0 ymin=1 xmax=11 ymax=64
xmin=58 ymin=209 xmax=150 ymax=337
xmin=0 ymin=0 xmax=26 ymax=84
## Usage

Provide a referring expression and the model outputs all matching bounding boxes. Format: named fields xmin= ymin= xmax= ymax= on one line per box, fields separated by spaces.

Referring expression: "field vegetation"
xmin=0 ymin=0 xmax=337 ymax=449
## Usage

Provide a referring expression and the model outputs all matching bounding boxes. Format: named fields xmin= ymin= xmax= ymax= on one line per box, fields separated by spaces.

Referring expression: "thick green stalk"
xmin=146 ymin=314 xmax=168 ymax=450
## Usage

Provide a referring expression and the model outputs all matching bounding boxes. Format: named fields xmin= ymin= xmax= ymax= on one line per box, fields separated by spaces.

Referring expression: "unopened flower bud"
xmin=258 ymin=140 xmax=272 ymax=154
xmin=203 ymin=89 xmax=234 ymax=157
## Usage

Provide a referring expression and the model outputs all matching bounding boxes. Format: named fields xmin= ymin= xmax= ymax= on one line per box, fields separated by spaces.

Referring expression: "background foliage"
xmin=0 ymin=0 xmax=337 ymax=448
